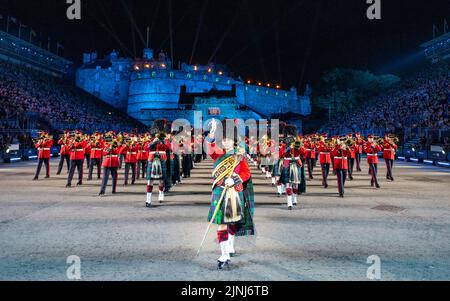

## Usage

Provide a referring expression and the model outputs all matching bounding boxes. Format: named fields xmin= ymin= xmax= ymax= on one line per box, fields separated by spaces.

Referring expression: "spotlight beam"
xmin=189 ymin=0 xmax=209 ymax=65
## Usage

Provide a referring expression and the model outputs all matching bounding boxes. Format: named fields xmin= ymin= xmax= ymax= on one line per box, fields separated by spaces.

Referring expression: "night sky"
xmin=1 ymin=0 xmax=449 ymax=91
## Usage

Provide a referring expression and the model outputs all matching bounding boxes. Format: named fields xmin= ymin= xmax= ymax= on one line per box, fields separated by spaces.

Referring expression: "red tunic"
xmin=58 ymin=139 xmax=71 ymax=155
xmin=90 ymin=141 xmax=104 ymax=159
xmin=317 ymin=143 xmax=332 ymax=164
xmin=36 ymin=140 xmax=53 ymax=159
xmin=121 ymin=144 xmax=138 ymax=163
xmin=70 ymin=141 xmax=86 ymax=161
xmin=331 ymin=147 xmax=350 ymax=170
xmin=137 ymin=142 xmax=150 ymax=161
xmin=382 ymin=142 xmax=397 ymax=160
xmin=102 ymin=147 xmax=120 ymax=168
xmin=364 ymin=143 xmax=382 ymax=164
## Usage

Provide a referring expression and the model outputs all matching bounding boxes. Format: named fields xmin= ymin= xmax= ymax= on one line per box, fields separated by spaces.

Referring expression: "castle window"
xmin=151 ymin=72 xmax=157 ymax=78
xmin=266 ymin=90 xmax=269 ymax=95
xmin=215 ymin=77 xmax=220 ymax=82
xmin=187 ymin=73 xmax=192 ymax=79
xmin=285 ymin=93 xmax=288 ymax=97
xmin=227 ymin=80 xmax=231 ymax=85
xmin=169 ymin=72 xmax=175 ymax=78
xmin=256 ymin=88 xmax=259 ymax=93
xmin=203 ymin=75 xmax=208 ymax=81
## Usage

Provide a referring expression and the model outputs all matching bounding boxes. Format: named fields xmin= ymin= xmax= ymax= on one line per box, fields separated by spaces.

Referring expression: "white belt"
xmin=149 ymin=151 xmax=164 ymax=155
xmin=284 ymin=157 xmax=300 ymax=161
xmin=127 ymin=152 xmax=137 ymax=155
xmin=74 ymin=149 xmax=84 ymax=152
xmin=39 ymin=148 xmax=51 ymax=151
xmin=367 ymin=154 xmax=377 ymax=156
xmin=106 ymin=155 xmax=118 ymax=158
xmin=305 ymin=149 xmax=311 ymax=151
xmin=92 ymin=148 xmax=102 ymax=151
xmin=334 ymin=157 xmax=347 ymax=160
xmin=320 ymin=152 xmax=330 ymax=155
xmin=139 ymin=150 xmax=147 ymax=153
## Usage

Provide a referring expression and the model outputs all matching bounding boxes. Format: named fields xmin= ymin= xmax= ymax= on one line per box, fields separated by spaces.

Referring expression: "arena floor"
xmin=0 ymin=157 xmax=449 ymax=281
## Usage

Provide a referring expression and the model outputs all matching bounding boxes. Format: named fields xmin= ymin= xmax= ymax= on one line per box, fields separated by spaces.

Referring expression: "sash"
xmin=212 ymin=155 xmax=238 ymax=188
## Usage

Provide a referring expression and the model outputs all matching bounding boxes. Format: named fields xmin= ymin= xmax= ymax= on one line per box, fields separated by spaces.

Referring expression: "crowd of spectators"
xmin=0 ymin=60 xmax=145 ymax=151
xmin=324 ymin=61 xmax=450 ymax=144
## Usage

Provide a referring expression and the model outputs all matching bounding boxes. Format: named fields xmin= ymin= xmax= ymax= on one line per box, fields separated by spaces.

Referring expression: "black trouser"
xmin=299 ymin=158 xmax=306 ymax=194
xmin=165 ymin=157 xmax=172 ymax=192
xmin=137 ymin=160 xmax=147 ymax=179
xmin=84 ymin=154 xmax=91 ymax=169
xmin=369 ymin=163 xmax=379 ymax=187
xmin=321 ymin=163 xmax=330 ymax=187
xmin=67 ymin=159 xmax=83 ymax=185
xmin=336 ymin=169 xmax=347 ymax=196
xmin=57 ymin=154 xmax=70 ymax=174
xmin=307 ymin=158 xmax=314 ymax=179
xmin=100 ymin=167 xmax=118 ymax=194
xmin=34 ymin=158 xmax=50 ymax=178
xmin=182 ymin=154 xmax=191 ymax=177
xmin=88 ymin=158 xmax=102 ymax=180
xmin=385 ymin=159 xmax=394 ymax=180
xmin=124 ymin=162 xmax=136 ymax=184
xmin=348 ymin=158 xmax=355 ymax=179
xmin=355 ymin=153 xmax=362 ymax=171
xmin=172 ymin=154 xmax=181 ymax=183
xmin=119 ymin=154 xmax=124 ymax=169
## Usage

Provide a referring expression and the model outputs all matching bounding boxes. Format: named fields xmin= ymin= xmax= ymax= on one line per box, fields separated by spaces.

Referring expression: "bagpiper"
xmin=33 ymin=132 xmax=53 ymax=180
xmin=279 ymin=125 xmax=304 ymax=209
xmin=205 ymin=119 xmax=255 ymax=269
xmin=145 ymin=119 xmax=171 ymax=207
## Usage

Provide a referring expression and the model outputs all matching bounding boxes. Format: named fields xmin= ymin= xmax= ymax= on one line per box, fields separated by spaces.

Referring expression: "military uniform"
xmin=33 ymin=134 xmax=53 ymax=180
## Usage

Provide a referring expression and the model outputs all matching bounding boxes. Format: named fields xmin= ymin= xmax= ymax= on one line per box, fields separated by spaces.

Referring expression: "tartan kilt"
xmin=208 ymin=182 xmax=255 ymax=237
xmin=273 ymin=160 xmax=283 ymax=177
xmin=146 ymin=159 xmax=167 ymax=181
xmin=279 ymin=162 xmax=302 ymax=185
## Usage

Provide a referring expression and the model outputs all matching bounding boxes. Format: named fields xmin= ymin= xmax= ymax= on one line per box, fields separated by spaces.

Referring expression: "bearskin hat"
xmin=284 ymin=125 xmax=297 ymax=137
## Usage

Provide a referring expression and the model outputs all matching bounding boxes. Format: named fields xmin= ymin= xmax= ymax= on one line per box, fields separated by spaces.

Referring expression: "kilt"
xmin=279 ymin=161 xmax=302 ymax=185
xmin=273 ymin=159 xmax=283 ymax=177
xmin=146 ymin=158 xmax=167 ymax=181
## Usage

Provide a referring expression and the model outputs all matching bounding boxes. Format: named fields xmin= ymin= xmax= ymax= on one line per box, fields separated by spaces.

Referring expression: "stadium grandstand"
xmin=0 ymin=29 xmax=145 ymax=154
xmin=321 ymin=29 xmax=450 ymax=155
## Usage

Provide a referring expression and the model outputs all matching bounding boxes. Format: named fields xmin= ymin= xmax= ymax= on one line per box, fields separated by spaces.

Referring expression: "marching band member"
xmin=83 ymin=135 xmax=92 ymax=170
xmin=136 ymin=134 xmax=150 ymax=180
xmin=205 ymin=119 xmax=254 ymax=269
xmin=121 ymin=134 xmax=138 ymax=186
xmin=364 ymin=135 xmax=382 ymax=189
xmin=99 ymin=137 xmax=120 ymax=196
xmin=304 ymin=136 xmax=317 ymax=180
xmin=88 ymin=133 xmax=104 ymax=181
xmin=56 ymin=131 xmax=71 ymax=175
xmin=355 ymin=132 xmax=364 ymax=172
xmin=346 ymin=134 xmax=356 ymax=181
xmin=33 ymin=132 xmax=53 ymax=180
xmin=279 ymin=125 xmax=303 ymax=209
xmin=66 ymin=131 xmax=86 ymax=187
xmin=331 ymin=139 xmax=350 ymax=198
xmin=317 ymin=134 xmax=332 ymax=188
xmin=383 ymin=134 xmax=398 ymax=181
xmin=146 ymin=120 xmax=171 ymax=207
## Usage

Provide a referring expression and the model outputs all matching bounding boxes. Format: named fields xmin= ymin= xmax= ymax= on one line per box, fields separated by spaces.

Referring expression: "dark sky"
xmin=1 ymin=0 xmax=449 ymax=91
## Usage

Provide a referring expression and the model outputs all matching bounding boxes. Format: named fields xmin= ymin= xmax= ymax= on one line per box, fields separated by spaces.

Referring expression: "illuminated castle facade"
xmin=76 ymin=48 xmax=311 ymax=129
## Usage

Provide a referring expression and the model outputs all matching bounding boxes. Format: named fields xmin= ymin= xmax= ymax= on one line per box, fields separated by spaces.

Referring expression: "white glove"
xmin=225 ymin=178 xmax=235 ymax=187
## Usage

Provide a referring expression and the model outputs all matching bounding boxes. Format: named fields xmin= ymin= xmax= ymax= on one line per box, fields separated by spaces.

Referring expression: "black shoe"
xmin=77 ymin=182 xmax=82 ymax=186
xmin=56 ymin=172 xmax=61 ymax=175
xmin=145 ymin=202 xmax=152 ymax=208
xmin=217 ymin=260 xmax=229 ymax=270
xmin=229 ymin=252 xmax=236 ymax=258
xmin=98 ymin=192 xmax=105 ymax=197
xmin=390 ymin=177 xmax=394 ymax=181
xmin=33 ymin=177 xmax=38 ymax=181
xmin=324 ymin=184 xmax=328 ymax=189
xmin=112 ymin=191 xmax=117 ymax=194
xmin=288 ymin=206 xmax=293 ymax=211
xmin=45 ymin=175 xmax=50 ymax=179
xmin=339 ymin=193 xmax=344 ymax=198
xmin=349 ymin=176 xmax=353 ymax=181
xmin=66 ymin=183 xmax=71 ymax=188
xmin=376 ymin=184 xmax=380 ymax=189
